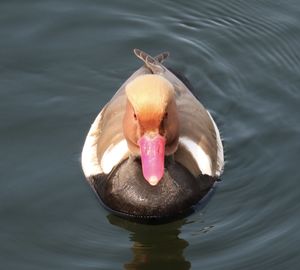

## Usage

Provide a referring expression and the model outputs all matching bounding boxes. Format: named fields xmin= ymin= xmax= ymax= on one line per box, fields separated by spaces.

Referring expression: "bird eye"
xmin=133 ymin=113 xmax=137 ymax=120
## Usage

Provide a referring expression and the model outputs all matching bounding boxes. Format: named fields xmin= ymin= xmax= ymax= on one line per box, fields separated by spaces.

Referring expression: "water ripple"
xmin=1 ymin=0 xmax=300 ymax=269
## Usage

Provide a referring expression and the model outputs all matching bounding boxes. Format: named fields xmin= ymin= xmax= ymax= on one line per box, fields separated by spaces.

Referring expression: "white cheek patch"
xmin=206 ymin=111 xmax=224 ymax=176
xmin=179 ymin=137 xmax=213 ymax=176
xmin=101 ymin=139 xmax=129 ymax=174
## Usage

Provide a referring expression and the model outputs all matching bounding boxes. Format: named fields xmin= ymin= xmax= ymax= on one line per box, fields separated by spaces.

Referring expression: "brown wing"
xmin=163 ymin=68 xmax=219 ymax=176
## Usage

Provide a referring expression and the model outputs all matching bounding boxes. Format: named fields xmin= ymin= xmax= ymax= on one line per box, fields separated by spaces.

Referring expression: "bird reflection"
xmin=107 ymin=215 xmax=191 ymax=270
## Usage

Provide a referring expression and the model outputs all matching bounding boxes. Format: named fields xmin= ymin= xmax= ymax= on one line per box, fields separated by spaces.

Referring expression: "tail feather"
xmin=133 ymin=48 xmax=167 ymax=74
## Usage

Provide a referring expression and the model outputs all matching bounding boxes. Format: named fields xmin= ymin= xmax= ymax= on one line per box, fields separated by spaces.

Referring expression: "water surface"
xmin=1 ymin=0 xmax=300 ymax=269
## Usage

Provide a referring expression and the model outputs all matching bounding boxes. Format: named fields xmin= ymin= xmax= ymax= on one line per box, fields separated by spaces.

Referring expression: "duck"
xmin=81 ymin=49 xmax=224 ymax=221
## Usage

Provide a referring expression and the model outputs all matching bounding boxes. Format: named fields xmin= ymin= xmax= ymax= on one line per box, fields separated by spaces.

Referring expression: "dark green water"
xmin=1 ymin=0 xmax=300 ymax=269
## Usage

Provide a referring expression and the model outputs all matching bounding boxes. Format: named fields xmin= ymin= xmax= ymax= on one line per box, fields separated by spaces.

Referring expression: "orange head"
xmin=123 ymin=74 xmax=179 ymax=185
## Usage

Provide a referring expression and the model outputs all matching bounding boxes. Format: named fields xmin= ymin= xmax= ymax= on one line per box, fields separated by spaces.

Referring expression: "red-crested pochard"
xmin=82 ymin=49 xmax=224 ymax=221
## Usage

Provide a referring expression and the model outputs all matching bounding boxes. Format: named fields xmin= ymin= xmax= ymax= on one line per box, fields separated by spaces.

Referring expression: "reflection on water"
xmin=107 ymin=215 xmax=190 ymax=270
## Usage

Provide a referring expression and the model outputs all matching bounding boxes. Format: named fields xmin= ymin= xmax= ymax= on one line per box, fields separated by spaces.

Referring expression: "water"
xmin=1 ymin=0 xmax=299 ymax=269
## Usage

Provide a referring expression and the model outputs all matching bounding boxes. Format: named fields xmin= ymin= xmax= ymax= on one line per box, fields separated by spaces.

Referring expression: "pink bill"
xmin=138 ymin=134 xmax=166 ymax=186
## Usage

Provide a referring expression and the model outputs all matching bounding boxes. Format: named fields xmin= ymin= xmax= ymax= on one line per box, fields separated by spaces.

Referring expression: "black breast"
xmin=89 ymin=157 xmax=216 ymax=222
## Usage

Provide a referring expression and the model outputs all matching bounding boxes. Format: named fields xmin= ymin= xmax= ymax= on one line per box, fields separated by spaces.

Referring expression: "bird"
xmin=81 ymin=49 xmax=224 ymax=221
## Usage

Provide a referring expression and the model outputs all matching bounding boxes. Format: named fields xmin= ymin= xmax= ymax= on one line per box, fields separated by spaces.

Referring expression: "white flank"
xmin=82 ymin=109 xmax=129 ymax=177
xmin=179 ymin=137 xmax=213 ymax=176
xmin=206 ymin=110 xmax=224 ymax=176
xmin=101 ymin=139 xmax=129 ymax=174
xmin=81 ymin=111 xmax=104 ymax=177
